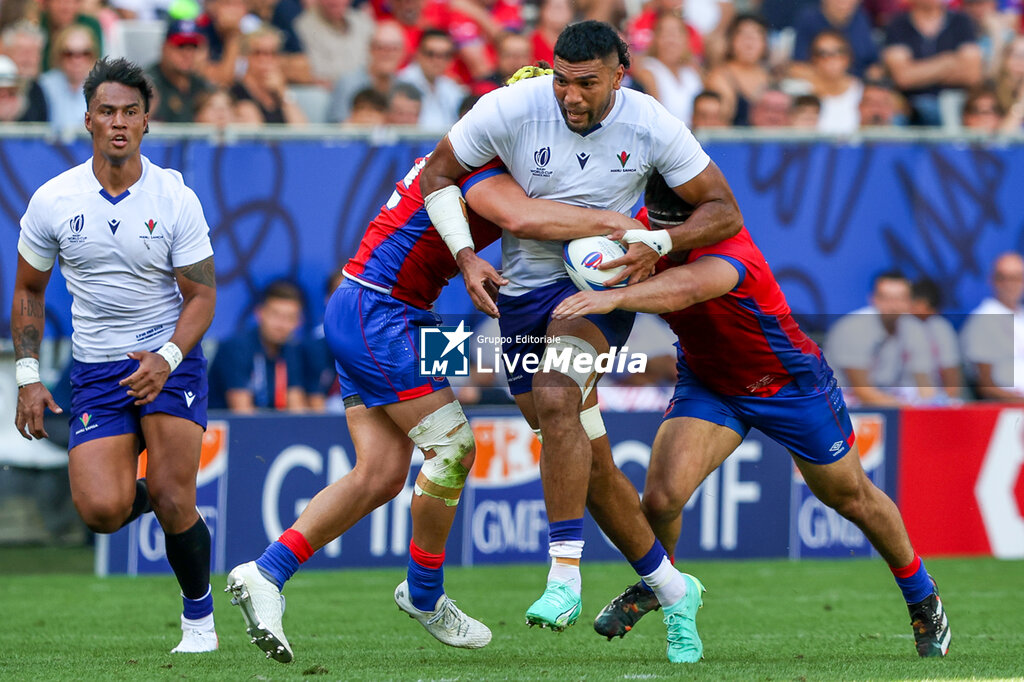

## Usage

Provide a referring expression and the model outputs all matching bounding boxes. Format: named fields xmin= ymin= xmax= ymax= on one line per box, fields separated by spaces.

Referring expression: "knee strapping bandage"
xmin=540 ymin=335 xmax=600 ymax=403
xmin=580 ymin=404 xmax=606 ymax=440
xmin=409 ymin=401 xmax=474 ymax=506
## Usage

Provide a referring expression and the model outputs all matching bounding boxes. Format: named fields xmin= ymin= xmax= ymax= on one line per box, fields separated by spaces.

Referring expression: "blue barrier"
xmin=2 ymin=136 xmax=1021 ymax=342
xmin=96 ymin=407 xmax=900 ymax=575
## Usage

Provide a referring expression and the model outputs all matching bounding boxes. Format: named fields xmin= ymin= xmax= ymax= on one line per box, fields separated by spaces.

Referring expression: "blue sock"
xmin=255 ymin=541 xmax=300 ymax=590
xmin=182 ymin=585 xmax=214 ymax=620
xmin=891 ymin=555 xmax=934 ymax=604
xmin=407 ymin=559 xmax=444 ymax=611
xmin=629 ymin=541 xmax=667 ymax=593
xmin=549 ymin=518 xmax=584 ymax=543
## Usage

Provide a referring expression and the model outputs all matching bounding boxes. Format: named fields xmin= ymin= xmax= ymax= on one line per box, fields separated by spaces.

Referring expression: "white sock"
xmin=641 ymin=556 xmax=687 ymax=607
xmin=182 ymin=613 xmax=215 ymax=631
xmin=548 ymin=559 xmax=581 ymax=594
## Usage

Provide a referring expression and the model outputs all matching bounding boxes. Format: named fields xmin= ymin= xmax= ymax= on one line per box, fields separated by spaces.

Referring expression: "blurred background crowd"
xmin=1 ymin=0 xmax=1024 ymax=133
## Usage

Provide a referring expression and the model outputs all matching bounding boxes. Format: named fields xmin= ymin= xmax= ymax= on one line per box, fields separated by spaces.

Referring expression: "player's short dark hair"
xmin=83 ymin=57 xmax=153 ymax=112
xmin=261 ymin=279 xmax=305 ymax=306
xmin=911 ymin=277 xmax=943 ymax=309
xmin=554 ymin=20 xmax=630 ymax=70
xmin=644 ymin=170 xmax=695 ymax=225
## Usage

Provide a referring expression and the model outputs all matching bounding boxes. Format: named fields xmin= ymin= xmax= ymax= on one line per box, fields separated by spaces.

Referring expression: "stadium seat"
xmin=287 ymin=85 xmax=331 ymax=124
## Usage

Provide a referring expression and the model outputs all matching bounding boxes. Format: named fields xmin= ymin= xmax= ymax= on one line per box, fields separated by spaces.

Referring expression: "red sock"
xmin=890 ymin=554 xmax=921 ymax=578
xmin=409 ymin=539 xmax=444 ymax=569
xmin=279 ymin=528 xmax=314 ymax=563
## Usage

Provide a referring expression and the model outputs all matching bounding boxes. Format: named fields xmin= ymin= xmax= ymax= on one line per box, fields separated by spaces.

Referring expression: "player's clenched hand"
xmin=552 ymin=291 xmax=618 ymax=320
xmin=120 ymin=351 xmax=171 ymax=405
xmin=15 ymin=383 xmax=62 ymax=440
xmin=601 ymin=242 xmax=659 ymax=286
xmin=457 ymin=250 xmax=508 ymax=318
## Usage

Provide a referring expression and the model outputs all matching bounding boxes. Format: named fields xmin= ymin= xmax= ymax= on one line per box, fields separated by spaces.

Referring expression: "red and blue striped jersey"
xmin=344 ymin=157 xmax=506 ymax=309
xmin=650 ymin=220 xmax=827 ymax=397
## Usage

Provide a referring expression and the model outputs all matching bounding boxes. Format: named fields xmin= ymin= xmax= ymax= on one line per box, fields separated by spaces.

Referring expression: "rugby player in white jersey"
xmin=417 ymin=21 xmax=745 ymax=662
xmin=12 ymin=58 xmax=219 ymax=653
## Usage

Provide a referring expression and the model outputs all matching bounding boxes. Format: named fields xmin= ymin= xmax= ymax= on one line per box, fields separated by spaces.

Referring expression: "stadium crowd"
xmin=1 ymin=0 xmax=1024 ymax=132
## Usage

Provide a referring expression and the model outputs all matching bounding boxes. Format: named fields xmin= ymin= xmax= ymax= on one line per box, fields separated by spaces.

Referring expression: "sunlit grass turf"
xmin=0 ymin=555 xmax=1020 ymax=681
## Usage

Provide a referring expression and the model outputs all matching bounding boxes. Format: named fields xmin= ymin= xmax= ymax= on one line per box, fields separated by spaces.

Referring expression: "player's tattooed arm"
xmin=10 ymin=255 xmax=52 ymax=359
xmin=174 ymin=255 xmax=216 ymax=288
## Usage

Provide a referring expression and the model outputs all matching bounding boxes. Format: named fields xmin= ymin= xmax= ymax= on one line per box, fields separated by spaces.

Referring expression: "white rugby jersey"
xmin=448 ymin=75 xmax=710 ymax=296
xmin=18 ymin=156 xmax=214 ymax=362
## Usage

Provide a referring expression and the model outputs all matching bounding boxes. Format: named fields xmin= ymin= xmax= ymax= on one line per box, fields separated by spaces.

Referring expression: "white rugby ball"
xmin=563 ymin=236 xmax=629 ymax=292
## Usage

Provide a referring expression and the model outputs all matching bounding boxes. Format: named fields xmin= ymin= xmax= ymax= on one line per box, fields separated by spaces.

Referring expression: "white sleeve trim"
xmin=18 ymin=235 xmax=55 ymax=271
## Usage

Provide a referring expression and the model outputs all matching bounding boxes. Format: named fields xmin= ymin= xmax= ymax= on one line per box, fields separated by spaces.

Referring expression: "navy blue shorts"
xmin=68 ymin=345 xmax=208 ymax=450
xmin=497 ymin=279 xmax=635 ymax=395
xmin=325 ymin=280 xmax=448 ymax=408
xmin=664 ymin=349 xmax=855 ymax=464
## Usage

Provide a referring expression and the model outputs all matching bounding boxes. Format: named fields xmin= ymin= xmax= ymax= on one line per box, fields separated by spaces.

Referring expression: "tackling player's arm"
xmin=120 ymin=255 xmax=217 ymax=406
xmin=552 ymin=255 xmax=740 ymax=319
xmin=11 ymin=254 xmax=61 ymax=440
xmin=421 ymin=137 xmax=507 ymax=318
xmin=464 ymin=173 xmax=642 ymax=240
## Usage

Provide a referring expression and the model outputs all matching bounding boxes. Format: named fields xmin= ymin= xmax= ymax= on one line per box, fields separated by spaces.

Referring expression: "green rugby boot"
xmin=663 ymin=573 xmax=706 ymax=663
xmin=525 ymin=582 xmax=582 ymax=632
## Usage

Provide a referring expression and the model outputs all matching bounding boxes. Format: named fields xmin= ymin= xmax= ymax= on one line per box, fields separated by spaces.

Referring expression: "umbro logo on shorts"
xmin=829 ymin=440 xmax=844 ymax=453
xmin=184 ymin=390 xmax=196 ymax=407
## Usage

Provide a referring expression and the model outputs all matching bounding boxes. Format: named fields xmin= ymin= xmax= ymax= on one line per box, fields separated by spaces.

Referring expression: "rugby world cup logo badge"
xmin=582 ymin=251 xmax=604 ymax=269
xmin=70 ymin=214 xmax=84 ymax=233
xmin=534 ymin=147 xmax=551 ymax=167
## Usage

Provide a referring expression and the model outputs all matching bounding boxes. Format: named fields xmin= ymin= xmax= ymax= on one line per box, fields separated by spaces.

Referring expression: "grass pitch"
xmin=0 ymin=553 xmax=1021 ymax=681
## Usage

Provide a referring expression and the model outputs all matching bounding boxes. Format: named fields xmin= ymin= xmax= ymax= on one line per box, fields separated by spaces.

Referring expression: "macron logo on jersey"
xmin=108 ymin=219 xmax=120 ymax=235
xmin=576 ymin=152 xmax=590 ymax=170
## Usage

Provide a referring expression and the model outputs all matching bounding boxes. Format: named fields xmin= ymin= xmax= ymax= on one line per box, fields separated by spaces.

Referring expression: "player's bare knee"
xmin=642 ymin=486 xmax=684 ymax=521
xmin=76 ymin=499 xmax=129 ymax=534
xmin=409 ymin=401 xmax=473 ymax=507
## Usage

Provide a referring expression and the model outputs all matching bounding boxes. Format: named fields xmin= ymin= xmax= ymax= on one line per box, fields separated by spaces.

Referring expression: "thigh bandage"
xmin=409 ymin=401 xmax=474 ymax=506
xmin=580 ymin=404 xmax=606 ymax=440
xmin=540 ymin=335 xmax=600 ymax=404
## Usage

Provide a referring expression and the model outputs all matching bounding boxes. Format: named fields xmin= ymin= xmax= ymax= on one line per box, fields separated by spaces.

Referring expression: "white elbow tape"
xmin=410 ymin=400 xmax=475 ymax=506
xmin=540 ymin=335 xmax=600 ymax=404
xmin=424 ymin=185 xmax=475 ymax=258
xmin=580 ymin=404 xmax=606 ymax=440
xmin=156 ymin=342 xmax=183 ymax=373
xmin=15 ymin=358 xmax=41 ymax=387
xmin=622 ymin=228 xmax=672 ymax=255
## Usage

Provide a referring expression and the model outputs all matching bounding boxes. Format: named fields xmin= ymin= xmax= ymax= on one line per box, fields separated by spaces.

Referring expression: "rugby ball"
xmin=563 ymin=236 xmax=629 ymax=292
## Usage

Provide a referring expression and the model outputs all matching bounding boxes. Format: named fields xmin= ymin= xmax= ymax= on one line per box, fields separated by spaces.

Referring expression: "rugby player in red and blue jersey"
xmin=552 ymin=172 xmax=951 ymax=660
xmin=225 ymin=154 xmax=642 ymax=663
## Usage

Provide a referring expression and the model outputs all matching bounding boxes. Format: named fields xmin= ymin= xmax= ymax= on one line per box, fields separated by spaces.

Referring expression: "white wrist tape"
xmin=156 ymin=342 xmax=183 ymax=373
xmin=622 ymin=228 xmax=673 ymax=255
xmin=15 ymin=358 xmax=41 ymax=387
xmin=424 ymin=185 xmax=475 ymax=258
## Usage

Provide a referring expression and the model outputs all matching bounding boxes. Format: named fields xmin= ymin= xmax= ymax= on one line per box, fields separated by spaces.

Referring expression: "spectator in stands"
xmin=326 ymin=19 xmax=405 ymax=123
xmin=882 ymin=0 xmax=982 ymax=126
xmin=245 ymin=0 xmax=312 ymax=84
xmin=825 ymin=270 xmax=937 ymax=406
xmin=303 ymin=269 xmax=345 ymax=412
xmin=791 ymin=93 xmax=821 ymax=128
xmin=706 ymin=13 xmax=773 ymax=125
xmin=371 ymin=0 xmax=426 ymax=62
xmin=0 ymin=24 xmax=47 ymax=120
xmin=39 ymin=0 xmax=103 ymax=72
xmin=294 ymin=0 xmax=374 ymax=86
xmin=479 ymin=31 xmax=533 ymax=93
xmin=802 ymin=29 xmax=863 ymax=134
xmin=961 ymin=252 xmax=1024 ymax=401
xmin=960 ymin=0 xmax=1017 ymax=78
xmin=530 ymin=0 xmax=572 ymax=66
xmin=961 ymin=86 xmax=1004 ymax=133
xmin=792 ymin=0 xmax=880 ymax=78
xmin=910 ymin=277 xmax=963 ymax=402
xmin=396 ymin=29 xmax=466 ymax=130
xmin=749 ymin=87 xmax=792 ymax=127
xmin=208 ymin=280 xmax=308 ymax=412
xmin=343 ymin=86 xmax=387 ymax=124
xmin=38 ymin=25 xmax=97 ymax=132
xmin=0 ymin=55 xmax=30 ymax=121
xmin=859 ymin=77 xmax=901 ymax=126
xmin=384 ymin=80 xmax=420 ymax=124
xmin=420 ymin=0 xmax=523 ymax=85
xmin=690 ymin=89 xmax=729 ymax=130
xmin=194 ymin=87 xmax=263 ymax=125
xmin=229 ymin=24 xmax=307 ymax=124
xmin=630 ymin=13 xmax=703 ymax=126
xmin=198 ymin=0 xmax=252 ymax=88
xmin=146 ymin=19 xmax=214 ymax=123
xmin=995 ymin=36 xmax=1024 ymax=131
xmin=0 ymin=0 xmax=40 ymax=33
